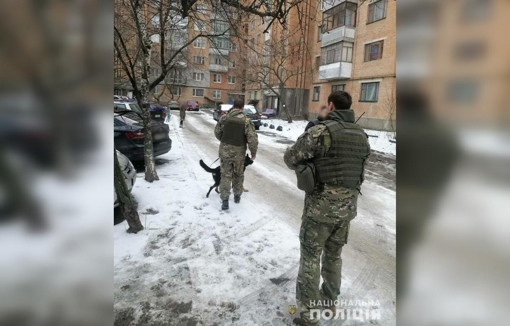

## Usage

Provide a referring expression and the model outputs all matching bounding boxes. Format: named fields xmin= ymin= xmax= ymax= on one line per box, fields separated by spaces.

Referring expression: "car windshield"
xmin=188 ymin=101 xmax=198 ymax=105
xmin=243 ymin=107 xmax=257 ymax=115
xmin=128 ymin=103 xmax=142 ymax=113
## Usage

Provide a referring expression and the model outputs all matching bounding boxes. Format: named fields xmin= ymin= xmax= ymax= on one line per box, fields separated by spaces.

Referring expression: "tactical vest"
xmin=221 ymin=116 xmax=247 ymax=146
xmin=313 ymin=119 xmax=370 ymax=190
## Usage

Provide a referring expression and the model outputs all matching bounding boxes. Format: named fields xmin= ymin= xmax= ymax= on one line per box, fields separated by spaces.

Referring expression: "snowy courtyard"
xmin=114 ymin=111 xmax=396 ymax=325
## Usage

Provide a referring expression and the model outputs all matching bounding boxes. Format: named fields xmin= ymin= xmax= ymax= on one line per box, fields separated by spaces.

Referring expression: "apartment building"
xmin=114 ymin=1 xmax=246 ymax=107
xmin=309 ymin=0 xmax=396 ymax=130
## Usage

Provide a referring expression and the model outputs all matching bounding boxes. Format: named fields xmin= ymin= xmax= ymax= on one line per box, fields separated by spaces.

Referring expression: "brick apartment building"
xmin=114 ymin=0 xmax=396 ymax=130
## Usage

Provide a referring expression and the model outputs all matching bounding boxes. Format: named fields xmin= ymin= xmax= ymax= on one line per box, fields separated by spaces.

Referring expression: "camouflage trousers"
xmin=296 ymin=217 xmax=350 ymax=324
xmin=219 ymin=158 xmax=244 ymax=201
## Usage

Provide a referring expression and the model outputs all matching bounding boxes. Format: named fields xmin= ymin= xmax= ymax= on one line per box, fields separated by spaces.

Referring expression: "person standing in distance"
xmin=284 ymin=91 xmax=370 ymax=326
xmin=179 ymin=103 xmax=186 ymax=128
xmin=305 ymin=105 xmax=329 ymax=132
xmin=214 ymin=98 xmax=258 ymax=210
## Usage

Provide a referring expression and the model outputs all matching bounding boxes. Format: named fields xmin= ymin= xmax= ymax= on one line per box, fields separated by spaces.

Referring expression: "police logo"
xmin=288 ymin=305 xmax=297 ymax=315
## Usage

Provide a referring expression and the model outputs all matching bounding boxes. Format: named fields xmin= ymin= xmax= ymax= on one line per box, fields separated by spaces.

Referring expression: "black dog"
xmin=199 ymin=155 xmax=254 ymax=198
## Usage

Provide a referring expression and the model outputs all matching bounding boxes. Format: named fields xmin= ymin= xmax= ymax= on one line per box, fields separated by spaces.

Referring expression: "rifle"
xmin=355 ymin=112 xmax=365 ymax=124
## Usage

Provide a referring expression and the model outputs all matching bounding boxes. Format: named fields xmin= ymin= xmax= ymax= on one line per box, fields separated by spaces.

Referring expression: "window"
xmin=193 ymin=37 xmax=205 ymax=48
xmin=360 ymin=82 xmax=380 ymax=102
xmin=251 ymin=20 xmax=255 ymax=30
xmin=193 ymin=72 xmax=204 ymax=81
xmin=213 ymin=74 xmax=221 ymax=83
xmin=171 ymin=86 xmax=182 ymax=96
xmin=211 ymin=37 xmax=229 ymax=50
xmin=368 ymin=0 xmax=388 ymax=24
xmin=196 ymin=4 xmax=207 ymax=14
xmin=194 ymin=21 xmax=206 ymax=32
xmin=254 ymin=91 xmax=258 ymax=99
xmin=154 ymin=85 xmax=159 ymax=94
xmin=365 ymin=40 xmax=384 ymax=61
xmin=114 ymin=69 xmax=122 ymax=78
xmin=323 ymin=2 xmax=357 ymax=33
xmin=230 ymin=42 xmax=237 ymax=52
xmin=229 ymin=60 xmax=236 ymax=68
xmin=228 ymin=76 xmax=236 ymax=84
xmin=211 ymin=56 xmax=222 ymax=65
xmin=321 ymin=42 xmax=353 ymax=65
xmin=248 ymin=91 xmax=252 ymax=100
xmin=315 ymin=56 xmax=321 ymax=70
xmin=168 ymin=70 xmax=184 ymax=84
xmin=332 ymin=85 xmax=345 ymax=92
xmin=257 ymin=34 xmax=260 ymax=46
xmin=193 ymin=88 xmax=204 ymax=97
xmin=212 ymin=20 xmax=229 ymax=34
xmin=313 ymin=86 xmax=320 ymax=101
xmin=250 ymin=38 xmax=254 ymax=48
xmin=193 ymin=56 xmax=205 ymax=65
xmin=213 ymin=90 xmax=221 ymax=99
xmin=317 ymin=25 xmax=322 ymax=42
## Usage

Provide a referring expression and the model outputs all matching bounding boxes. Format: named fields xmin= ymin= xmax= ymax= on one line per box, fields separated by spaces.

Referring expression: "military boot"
xmin=234 ymin=195 xmax=241 ymax=203
xmin=222 ymin=200 xmax=229 ymax=210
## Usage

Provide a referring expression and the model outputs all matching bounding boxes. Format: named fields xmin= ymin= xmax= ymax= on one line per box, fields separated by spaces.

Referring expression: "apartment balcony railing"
xmin=321 ymin=25 xmax=355 ymax=47
xmin=209 ymin=48 xmax=229 ymax=56
xmin=209 ymin=64 xmax=228 ymax=72
xmin=318 ymin=62 xmax=352 ymax=80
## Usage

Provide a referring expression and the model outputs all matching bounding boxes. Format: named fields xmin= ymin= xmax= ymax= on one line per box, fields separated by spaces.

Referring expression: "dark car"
xmin=168 ymin=100 xmax=180 ymax=110
xmin=149 ymin=105 xmax=166 ymax=122
xmin=114 ymin=111 xmax=171 ymax=162
xmin=243 ymin=105 xmax=261 ymax=130
xmin=185 ymin=100 xmax=200 ymax=111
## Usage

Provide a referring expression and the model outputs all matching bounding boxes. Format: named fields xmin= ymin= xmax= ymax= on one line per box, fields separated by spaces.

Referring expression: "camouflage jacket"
xmin=284 ymin=112 xmax=368 ymax=223
xmin=215 ymin=108 xmax=258 ymax=161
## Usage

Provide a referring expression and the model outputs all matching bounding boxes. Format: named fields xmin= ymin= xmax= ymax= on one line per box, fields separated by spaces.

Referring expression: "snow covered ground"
xmin=114 ymin=111 xmax=396 ymax=325
xmin=257 ymin=118 xmax=396 ymax=156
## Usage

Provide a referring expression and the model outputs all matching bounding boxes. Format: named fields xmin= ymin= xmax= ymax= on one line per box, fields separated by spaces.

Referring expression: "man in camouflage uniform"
xmin=284 ymin=91 xmax=370 ymax=326
xmin=214 ymin=98 xmax=258 ymax=210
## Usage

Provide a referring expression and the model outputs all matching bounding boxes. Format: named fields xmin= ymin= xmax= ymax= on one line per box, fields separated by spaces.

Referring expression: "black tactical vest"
xmin=313 ymin=119 xmax=370 ymax=190
xmin=221 ymin=116 xmax=247 ymax=146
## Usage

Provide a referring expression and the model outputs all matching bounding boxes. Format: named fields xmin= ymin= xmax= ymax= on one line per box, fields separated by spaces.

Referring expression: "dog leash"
xmin=211 ymin=157 xmax=219 ymax=165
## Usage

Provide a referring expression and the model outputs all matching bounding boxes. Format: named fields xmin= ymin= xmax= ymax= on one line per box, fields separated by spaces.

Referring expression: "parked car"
xmin=149 ymin=104 xmax=166 ymax=122
xmin=168 ymin=100 xmax=180 ymax=110
xmin=114 ymin=100 xmax=142 ymax=114
xmin=213 ymin=104 xmax=233 ymax=121
xmin=262 ymin=108 xmax=276 ymax=118
xmin=114 ymin=111 xmax=172 ymax=162
xmin=243 ymin=105 xmax=261 ymax=130
xmin=185 ymin=100 xmax=200 ymax=111
xmin=114 ymin=150 xmax=136 ymax=207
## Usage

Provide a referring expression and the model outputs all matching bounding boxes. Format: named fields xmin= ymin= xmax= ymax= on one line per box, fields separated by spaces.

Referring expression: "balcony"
xmin=209 ymin=64 xmax=228 ymax=72
xmin=321 ymin=26 xmax=355 ymax=47
xmin=209 ymin=48 xmax=229 ymax=56
xmin=318 ymin=62 xmax=352 ymax=80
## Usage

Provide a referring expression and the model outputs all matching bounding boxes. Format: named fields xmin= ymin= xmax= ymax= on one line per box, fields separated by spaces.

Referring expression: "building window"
xmin=193 ymin=88 xmax=204 ymax=97
xmin=254 ymin=91 xmax=258 ymax=99
xmin=251 ymin=20 xmax=255 ymax=30
xmin=196 ymin=4 xmax=207 ymax=14
xmin=211 ymin=37 xmax=229 ymax=50
xmin=368 ymin=0 xmax=388 ymax=24
xmin=448 ymin=80 xmax=479 ymax=103
xmin=168 ymin=70 xmax=184 ymax=84
xmin=212 ymin=56 xmax=222 ymax=65
xmin=323 ymin=2 xmax=357 ymax=33
xmin=213 ymin=74 xmax=221 ymax=83
xmin=248 ymin=91 xmax=252 ymax=100
xmin=364 ymin=40 xmax=384 ymax=61
xmin=114 ymin=69 xmax=122 ymax=78
xmin=171 ymin=86 xmax=182 ymax=96
xmin=313 ymin=86 xmax=320 ymax=101
xmin=332 ymin=85 xmax=345 ymax=92
xmin=230 ymin=42 xmax=237 ymax=52
xmin=317 ymin=26 xmax=322 ymax=42
xmin=321 ymin=42 xmax=353 ymax=65
xmin=213 ymin=90 xmax=221 ymax=99
xmin=193 ymin=56 xmax=205 ymax=65
xmin=228 ymin=76 xmax=236 ymax=84
xmin=194 ymin=21 xmax=206 ymax=32
xmin=193 ymin=72 xmax=204 ymax=81
xmin=229 ymin=60 xmax=236 ymax=68
xmin=360 ymin=82 xmax=380 ymax=102
xmin=154 ymin=85 xmax=159 ymax=94
xmin=193 ymin=37 xmax=205 ymax=48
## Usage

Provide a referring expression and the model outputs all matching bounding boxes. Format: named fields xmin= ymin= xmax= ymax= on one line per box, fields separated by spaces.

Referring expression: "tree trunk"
xmin=114 ymin=149 xmax=144 ymax=234
xmin=278 ymin=84 xmax=292 ymax=123
xmin=135 ymin=0 xmax=159 ymax=182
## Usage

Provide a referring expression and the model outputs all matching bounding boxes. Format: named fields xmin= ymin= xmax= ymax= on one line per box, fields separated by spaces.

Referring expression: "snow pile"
xmin=259 ymin=118 xmax=396 ymax=156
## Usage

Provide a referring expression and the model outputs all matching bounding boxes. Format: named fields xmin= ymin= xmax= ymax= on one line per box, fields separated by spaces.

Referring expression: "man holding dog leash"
xmin=284 ymin=91 xmax=371 ymax=326
xmin=214 ymin=98 xmax=258 ymax=210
